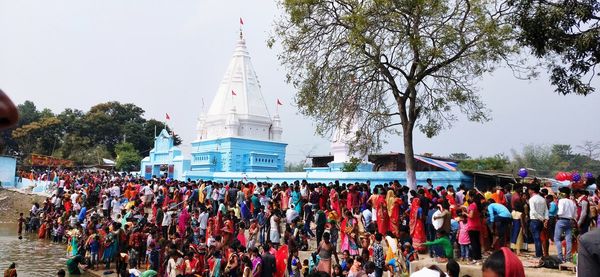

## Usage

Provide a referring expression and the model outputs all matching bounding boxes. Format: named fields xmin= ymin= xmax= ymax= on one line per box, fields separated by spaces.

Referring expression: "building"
xmin=0 ymin=155 xmax=17 ymax=187
xmin=138 ymin=28 xmax=471 ymax=187
xmin=141 ymin=30 xmax=286 ymax=180
xmin=140 ymin=129 xmax=189 ymax=179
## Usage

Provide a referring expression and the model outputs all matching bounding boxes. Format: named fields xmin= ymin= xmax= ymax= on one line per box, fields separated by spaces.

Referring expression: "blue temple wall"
xmin=190 ymin=137 xmax=287 ymax=173
xmin=0 ymin=156 xmax=17 ymax=187
xmin=182 ymin=170 xmax=472 ymax=188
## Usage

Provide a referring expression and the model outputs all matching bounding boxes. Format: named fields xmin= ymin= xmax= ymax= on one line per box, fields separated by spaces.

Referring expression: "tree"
xmin=81 ymin=102 xmax=146 ymax=155
xmin=342 ymin=157 xmax=363 ymax=172
xmin=510 ymin=0 xmax=600 ymax=95
xmin=577 ymin=140 xmax=600 ymax=159
xmin=0 ymin=100 xmax=40 ymax=155
xmin=511 ymin=144 xmax=557 ymax=176
xmin=449 ymin=153 xmax=471 ymax=160
xmin=115 ymin=142 xmax=141 ymax=172
xmin=273 ymin=0 xmax=527 ymax=189
xmin=142 ymin=120 xmax=183 ymax=155
xmin=458 ymin=154 xmax=511 ymax=172
xmin=12 ymin=116 xmax=62 ymax=157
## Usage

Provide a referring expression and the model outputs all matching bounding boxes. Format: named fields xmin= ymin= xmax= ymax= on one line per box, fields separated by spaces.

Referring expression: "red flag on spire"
xmin=231 ymin=90 xmax=237 ymax=96
xmin=165 ymin=113 xmax=171 ymax=120
xmin=240 ymin=17 xmax=244 ymax=25
xmin=277 ymin=99 xmax=283 ymax=105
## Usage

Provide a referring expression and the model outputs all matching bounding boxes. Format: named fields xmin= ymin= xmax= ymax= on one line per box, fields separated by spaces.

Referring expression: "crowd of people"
xmin=11 ymin=169 xmax=600 ymax=277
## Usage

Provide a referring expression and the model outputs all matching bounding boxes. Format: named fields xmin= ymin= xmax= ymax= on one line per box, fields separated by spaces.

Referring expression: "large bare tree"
xmin=272 ymin=0 xmax=529 ymax=189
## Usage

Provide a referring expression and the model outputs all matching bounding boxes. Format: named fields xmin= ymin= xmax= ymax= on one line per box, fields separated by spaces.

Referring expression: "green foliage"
xmin=449 ymin=153 xmax=471 ymax=160
xmin=115 ymin=142 xmax=141 ymax=172
xmin=458 ymin=154 xmax=511 ymax=172
xmin=342 ymin=157 xmax=363 ymax=172
xmin=285 ymin=160 xmax=309 ymax=172
xmin=460 ymin=144 xmax=600 ymax=177
xmin=510 ymin=0 xmax=600 ymax=95
xmin=4 ymin=100 xmax=181 ymax=167
xmin=511 ymin=143 xmax=600 ymax=177
xmin=12 ymin=116 xmax=62 ymax=156
xmin=0 ymin=100 xmax=41 ymax=155
xmin=274 ymin=0 xmax=529 ymax=188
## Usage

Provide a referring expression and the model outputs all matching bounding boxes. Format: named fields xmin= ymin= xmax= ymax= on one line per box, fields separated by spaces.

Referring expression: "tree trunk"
xmin=403 ymin=123 xmax=417 ymax=191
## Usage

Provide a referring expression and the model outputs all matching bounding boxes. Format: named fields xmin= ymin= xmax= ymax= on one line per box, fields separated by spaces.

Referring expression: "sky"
xmin=0 ymin=0 xmax=599 ymax=163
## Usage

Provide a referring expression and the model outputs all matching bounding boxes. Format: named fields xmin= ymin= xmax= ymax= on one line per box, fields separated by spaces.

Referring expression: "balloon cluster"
xmin=555 ymin=171 xmax=593 ymax=182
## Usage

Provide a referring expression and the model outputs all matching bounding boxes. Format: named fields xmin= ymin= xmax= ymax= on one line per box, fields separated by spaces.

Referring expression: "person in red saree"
xmin=275 ymin=244 xmax=289 ymax=277
xmin=389 ymin=191 xmax=404 ymax=238
xmin=340 ymin=210 xmax=359 ymax=255
xmin=329 ymin=188 xmax=341 ymax=220
xmin=221 ymin=216 xmax=234 ymax=246
xmin=178 ymin=204 xmax=190 ymax=235
xmin=375 ymin=189 xmax=389 ymax=235
xmin=409 ymin=197 xmax=426 ymax=251
xmin=319 ymin=186 xmax=328 ymax=211
xmin=281 ymin=187 xmax=290 ymax=211
xmin=206 ymin=217 xmax=215 ymax=244
xmin=482 ymin=247 xmax=525 ymax=277
xmin=38 ymin=220 xmax=47 ymax=239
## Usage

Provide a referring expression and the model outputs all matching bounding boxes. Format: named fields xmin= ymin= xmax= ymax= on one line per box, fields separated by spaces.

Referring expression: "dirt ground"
xmin=0 ymin=188 xmax=46 ymax=223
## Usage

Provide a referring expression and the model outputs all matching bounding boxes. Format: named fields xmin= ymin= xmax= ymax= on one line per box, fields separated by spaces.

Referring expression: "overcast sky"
xmin=1 ymin=1 xmax=599 ymax=163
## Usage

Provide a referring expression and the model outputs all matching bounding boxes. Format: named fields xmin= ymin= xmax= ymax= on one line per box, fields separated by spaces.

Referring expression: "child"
xmin=457 ymin=215 xmax=470 ymax=261
xmin=340 ymin=250 xmax=350 ymax=272
xmin=332 ymin=264 xmax=343 ymax=277
xmin=17 ymin=213 xmax=25 ymax=238
xmin=89 ymin=235 xmax=100 ymax=269
xmin=423 ymin=230 xmax=453 ymax=262
xmin=302 ymin=259 xmax=309 ymax=277
xmin=289 ymin=250 xmax=302 ymax=277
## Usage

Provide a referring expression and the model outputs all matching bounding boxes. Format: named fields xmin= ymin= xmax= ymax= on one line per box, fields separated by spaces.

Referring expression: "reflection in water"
xmin=0 ymin=224 xmax=92 ymax=276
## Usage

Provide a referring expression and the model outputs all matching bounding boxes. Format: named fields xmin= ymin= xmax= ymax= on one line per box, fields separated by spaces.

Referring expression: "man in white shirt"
xmin=286 ymin=204 xmax=299 ymax=224
xmin=140 ymin=184 xmax=153 ymax=205
xmin=70 ymin=191 xmax=79 ymax=205
xmin=554 ymin=188 xmax=577 ymax=263
xmin=362 ymin=205 xmax=373 ymax=232
xmin=198 ymin=209 xmax=209 ymax=238
xmin=111 ymin=197 xmax=122 ymax=221
xmin=528 ymin=185 xmax=548 ymax=258
xmin=110 ymin=184 xmax=120 ymax=198
xmin=162 ymin=208 xmax=173 ymax=238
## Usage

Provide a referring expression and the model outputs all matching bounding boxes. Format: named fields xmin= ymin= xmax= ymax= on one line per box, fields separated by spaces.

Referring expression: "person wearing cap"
xmin=554 ymin=187 xmax=577 ymax=263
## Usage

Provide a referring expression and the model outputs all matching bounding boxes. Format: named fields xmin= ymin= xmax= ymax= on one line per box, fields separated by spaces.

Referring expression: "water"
xmin=0 ymin=224 xmax=92 ymax=276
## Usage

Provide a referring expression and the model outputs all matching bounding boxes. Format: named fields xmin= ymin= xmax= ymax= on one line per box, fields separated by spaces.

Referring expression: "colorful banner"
xmin=30 ymin=154 xmax=74 ymax=168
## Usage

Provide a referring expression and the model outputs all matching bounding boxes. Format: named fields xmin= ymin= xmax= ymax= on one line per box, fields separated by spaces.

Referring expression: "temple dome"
xmin=197 ymin=31 xmax=281 ymax=142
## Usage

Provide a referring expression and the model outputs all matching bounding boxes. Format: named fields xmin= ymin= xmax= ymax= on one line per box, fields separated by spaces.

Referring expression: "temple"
xmin=189 ymin=30 xmax=286 ymax=174
xmin=138 ymin=28 xmax=470 ymax=187
xmin=141 ymin=30 xmax=286 ymax=180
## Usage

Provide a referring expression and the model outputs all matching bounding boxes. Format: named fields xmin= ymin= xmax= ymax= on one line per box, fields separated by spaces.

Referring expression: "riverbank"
xmin=0 ymin=188 xmax=46 ymax=223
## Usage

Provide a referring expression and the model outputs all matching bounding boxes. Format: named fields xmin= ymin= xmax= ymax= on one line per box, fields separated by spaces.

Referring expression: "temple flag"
xmin=231 ymin=90 xmax=237 ymax=96
xmin=277 ymin=99 xmax=283 ymax=105
xmin=240 ymin=17 xmax=244 ymax=25
xmin=165 ymin=113 xmax=171 ymax=120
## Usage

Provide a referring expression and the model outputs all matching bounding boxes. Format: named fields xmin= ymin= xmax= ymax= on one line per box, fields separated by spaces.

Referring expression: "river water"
xmin=0 ymin=224 xmax=92 ymax=276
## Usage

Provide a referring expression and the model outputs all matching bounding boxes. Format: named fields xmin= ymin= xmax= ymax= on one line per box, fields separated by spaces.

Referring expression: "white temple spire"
xmin=197 ymin=26 xmax=279 ymax=142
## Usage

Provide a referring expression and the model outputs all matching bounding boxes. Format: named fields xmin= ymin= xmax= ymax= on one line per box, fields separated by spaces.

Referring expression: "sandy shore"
xmin=0 ymin=188 xmax=46 ymax=223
